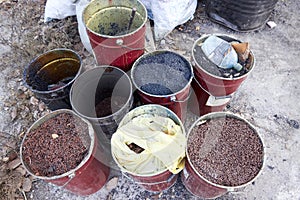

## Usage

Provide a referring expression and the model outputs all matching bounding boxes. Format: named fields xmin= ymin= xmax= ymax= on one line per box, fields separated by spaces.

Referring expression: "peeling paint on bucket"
xmin=83 ymin=0 xmax=147 ymax=71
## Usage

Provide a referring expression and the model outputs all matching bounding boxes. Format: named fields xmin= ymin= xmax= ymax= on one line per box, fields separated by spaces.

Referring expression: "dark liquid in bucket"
xmin=87 ymin=7 xmax=144 ymax=36
xmin=134 ymin=52 xmax=192 ymax=95
xmin=29 ymin=58 xmax=80 ymax=91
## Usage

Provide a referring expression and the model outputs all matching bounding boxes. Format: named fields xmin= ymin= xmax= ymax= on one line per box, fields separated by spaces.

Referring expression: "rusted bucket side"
xmin=192 ymin=34 xmax=255 ymax=97
xmin=20 ymin=109 xmax=110 ymax=196
xmin=83 ymin=0 xmax=147 ymax=71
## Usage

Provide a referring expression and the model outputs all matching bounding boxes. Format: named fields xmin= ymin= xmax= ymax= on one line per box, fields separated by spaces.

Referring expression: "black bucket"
xmin=23 ymin=49 xmax=82 ymax=110
xmin=205 ymin=0 xmax=279 ymax=31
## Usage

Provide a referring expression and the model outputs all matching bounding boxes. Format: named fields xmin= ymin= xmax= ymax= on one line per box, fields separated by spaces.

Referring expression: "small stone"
xmin=33 ymin=110 xmax=39 ymax=119
xmin=2 ymin=157 xmax=9 ymax=162
xmin=16 ymin=166 xmax=27 ymax=176
xmin=267 ymin=21 xmax=277 ymax=29
xmin=182 ymin=34 xmax=187 ymax=40
xmin=195 ymin=26 xmax=200 ymax=31
xmin=8 ymin=152 xmax=18 ymax=161
xmin=11 ymin=107 xmax=17 ymax=121
xmin=160 ymin=39 xmax=166 ymax=46
xmin=51 ymin=134 xmax=59 ymax=139
xmin=8 ymin=158 xmax=21 ymax=169
xmin=30 ymin=96 xmax=39 ymax=105
xmin=22 ymin=178 xmax=32 ymax=192
xmin=287 ymin=119 xmax=299 ymax=129
xmin=105 ymin=177 xmax=118 ymax=192
xmin=38 ymin=103 xmax=45 ymax=111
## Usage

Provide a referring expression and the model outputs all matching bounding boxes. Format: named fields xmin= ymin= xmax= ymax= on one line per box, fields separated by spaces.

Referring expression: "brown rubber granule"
xmin=187 ymin=116 xmax=264 ymax=187
xmin=22 ymin=113 xmax=90 ymax=177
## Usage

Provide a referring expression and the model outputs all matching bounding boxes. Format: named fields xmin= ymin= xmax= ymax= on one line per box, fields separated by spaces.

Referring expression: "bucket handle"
xmin=59 ymin=172 xmax=76 ymax=188
xmin=116 ymin=39 xmax=146 ymax=51
xmin=193 ymin=78 xmax=233 ymax=99
xmin=170 ymin=89 xmax=192 ymax=103
xmin=122 ymin=172 xmax=177 ymax=186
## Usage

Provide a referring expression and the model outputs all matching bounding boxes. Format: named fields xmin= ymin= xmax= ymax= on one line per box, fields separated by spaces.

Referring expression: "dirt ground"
xmin=0 ymin=0 xmax=299 ymax=199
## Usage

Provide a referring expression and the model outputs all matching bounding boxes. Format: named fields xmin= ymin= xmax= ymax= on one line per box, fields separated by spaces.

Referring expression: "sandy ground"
xmin=0 ymin=0 xmax=299 ymax=199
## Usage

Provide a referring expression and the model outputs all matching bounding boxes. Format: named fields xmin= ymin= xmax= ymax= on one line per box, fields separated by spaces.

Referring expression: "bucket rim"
xmin=186 ymin=111 xmax=265 ymax=190
xmin=23 ymin=48 xmax=83 ymax=94
xmin=131 ymin=50 xmax=194 ymax=98
xmin=70 ymin=65 xmax=133 ymax=121
xmin=112 ymin=104 xmax=186 ymax=177
xmin=82 ymin=0 xmax=148 ymax=39
xmin=192 ymin=34 xmax=256 ymax=81
xmin=20 ymin=109 xmax=95 ymax=180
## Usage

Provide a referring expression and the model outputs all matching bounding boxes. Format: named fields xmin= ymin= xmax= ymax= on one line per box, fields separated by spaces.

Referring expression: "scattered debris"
xmin=30 ymin=96 xmax=39 ymax=106
xmin=22 ymin=177 xmax=32 ymax=192
xmin=105 ymin=177 xmax=119 ymax=192
xmin=11 ymin=107 xmax=17 ymax=121
xmin=8 ymin=158 xmax=21 ymax=169
xmin=267 ymin=21 xmax=277 ymax=29
xmin=287 ymin=119 xmax=299 ymax=129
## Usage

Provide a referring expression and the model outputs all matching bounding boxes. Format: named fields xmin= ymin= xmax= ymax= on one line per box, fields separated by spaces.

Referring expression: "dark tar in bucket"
xmin=131 ymin=51 xmax=193 ymax=121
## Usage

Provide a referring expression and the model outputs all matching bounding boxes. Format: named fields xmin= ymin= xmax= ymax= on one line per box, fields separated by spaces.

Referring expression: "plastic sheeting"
xmin=111 ymin=115 xmax=186 ymax=175
xmin=141 ymin=0 xmax=197 ymax=40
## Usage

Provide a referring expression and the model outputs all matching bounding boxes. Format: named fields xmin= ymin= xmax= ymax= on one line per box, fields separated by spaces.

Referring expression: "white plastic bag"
xmin=44 ymin=0 xmax=93 ymax=53
xmin=75 ymin=0 xmax=93 ymax=53
xmin=140 ymin=0 xmax=197 ymax=40
xmin=44 ymin=0 xmax=77 ymax=22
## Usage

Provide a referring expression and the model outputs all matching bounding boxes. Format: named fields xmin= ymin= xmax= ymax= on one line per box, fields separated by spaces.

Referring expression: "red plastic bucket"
xmin=190 ymin=78 xmax=231 ymax=116
xmin=192 ymin=34 xmax=255 ymax=96
xmin=20 ymin=109 xmax=110 ymax=196
xmin=111 ymin=105 xmax=186 ymax=192
xmin=131 ymin=50 xmax=193 ymax=121
xmin=83 ymin=0 xmax=147 ymax=72
xmin=181 ymin=112 xmax=265 ymax=199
